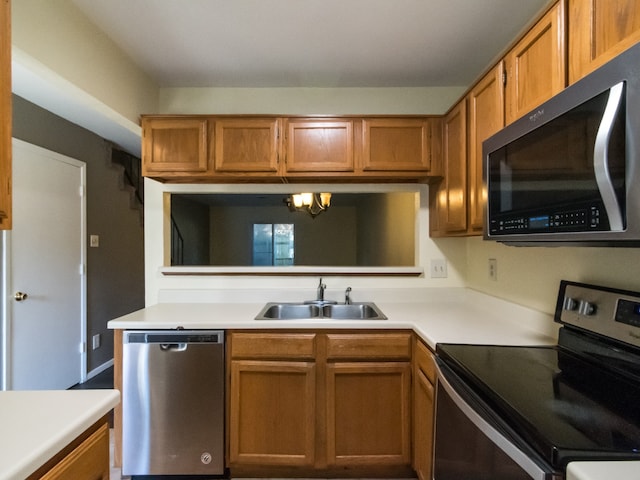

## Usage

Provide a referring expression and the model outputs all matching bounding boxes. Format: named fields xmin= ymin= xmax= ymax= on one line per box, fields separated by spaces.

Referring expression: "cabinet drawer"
xmin=230 ymin=333 xmax=317 ymax=360
xmin=414 ymin=339 xmax=436 ymax=384
xmin=326 ymin=333 xmax=412 ymax=360
xmin=39 ymin=422 xmax=109 ymax=480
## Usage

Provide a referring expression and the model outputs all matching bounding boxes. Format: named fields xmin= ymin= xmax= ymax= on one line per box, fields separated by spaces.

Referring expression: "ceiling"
xmin=70 ymin=0 xmax=550 ymax=89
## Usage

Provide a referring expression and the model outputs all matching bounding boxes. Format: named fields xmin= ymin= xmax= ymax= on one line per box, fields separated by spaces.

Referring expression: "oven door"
xmin=433 ymin=362 xmax=562 ymax=480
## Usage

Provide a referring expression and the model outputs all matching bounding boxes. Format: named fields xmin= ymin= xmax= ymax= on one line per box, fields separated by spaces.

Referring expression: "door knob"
xmin=14 ymin=292 xmax=28 ymax=302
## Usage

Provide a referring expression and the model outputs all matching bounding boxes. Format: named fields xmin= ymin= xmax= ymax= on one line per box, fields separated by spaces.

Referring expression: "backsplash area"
xmin=465 ymin=236 xmax=640 ymax=314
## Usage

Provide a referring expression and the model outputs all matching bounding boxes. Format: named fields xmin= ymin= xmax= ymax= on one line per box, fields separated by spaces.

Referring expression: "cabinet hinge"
xmin=502 ymin=71 xmax=507 ymax=86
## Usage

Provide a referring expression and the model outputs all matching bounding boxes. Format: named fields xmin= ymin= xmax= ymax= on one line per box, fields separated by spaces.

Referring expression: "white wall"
xmin=465 ymin=236 xmax=640 ymax=315
xmin=159 ymin=87 xmax=465 ymax=115
xmin=144 ymin=180 xmax=467 ymax=305
xmin=12 ymin=0 xmax=158 ymax=125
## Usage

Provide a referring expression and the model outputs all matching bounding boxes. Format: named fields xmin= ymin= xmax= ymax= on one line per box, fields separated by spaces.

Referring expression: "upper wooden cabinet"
xmin=214 ymin=117 xmax=280 ymax=174
xmin=467 ymin=62 xmax=505 ymax=234
xmin=504 ymin=0 xmax=566 ymax=124
xmin=435 ymin=99 xmax=468 ymax=235
xmin=362 ymin=118 xmax=433 ymax=172
xmin=0 ymin=0 xmax=11 ymax=230
xmin=141 ymin=117 xmax=210 ymax=178
xmin=283 ymin=118 xmax=354 ymax=174
xmin=141 ymin=115 xmax=439 ymax=182
xmin=568 ymin=0 xmax=640 ymax=83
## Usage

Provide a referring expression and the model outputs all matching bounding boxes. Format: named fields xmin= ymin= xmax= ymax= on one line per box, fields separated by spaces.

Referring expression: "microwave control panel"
xmin=490 ymin=205 xmax=606 ymax=235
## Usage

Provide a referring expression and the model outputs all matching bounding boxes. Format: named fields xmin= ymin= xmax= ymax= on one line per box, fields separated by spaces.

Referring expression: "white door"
xmin=2 ymin=139 xmax=86 ymax=390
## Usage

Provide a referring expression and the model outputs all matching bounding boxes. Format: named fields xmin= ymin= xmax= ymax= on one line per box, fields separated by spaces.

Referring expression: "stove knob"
xmin=578 ymin=300 xmax=596 ymax=316
xmin=563 ymin=296 xmax=578 ymax=311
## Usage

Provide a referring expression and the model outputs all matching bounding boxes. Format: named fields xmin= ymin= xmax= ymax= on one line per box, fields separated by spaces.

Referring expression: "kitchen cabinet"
xmin=283 ymin=118 xmax=354 ymax=174
xmin=325 ymin=332 xmax=412 ymax=467
xmin=0 ymin=0 xmax=11 ymax=229
xmin=568 ymin=0 xmax=640 ymax=84
xmin=504 ymin=0 xmax=566 ymax=125
xmin=141 ymin=116 xmax=210 ymax=178
xmin=229 ymin=332 xmax=317 ymax=467
xmin=430 ymin=99 xmax=467 ymax=236
xmin=467 ymin=62 xmax=505 ymax=234
xmin=27 ymin=418 xmax=110 ymax=480
xmin=228 ymin=330 xmax=413 ymax=476
xmin=361 ymin=118 xmax=435 ymax=173
xmin=413 ymin=338 xmax=436 ymax=480
xmin=214 ymin=117 xmax=280 ymax=175
xmin=431 ymin=2 xmax=564 ymax=237
xmin=141 ymin=115 xmax=439 ymax=182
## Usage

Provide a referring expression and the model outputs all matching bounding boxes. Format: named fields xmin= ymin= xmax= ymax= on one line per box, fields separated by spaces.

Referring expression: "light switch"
xmin=90 ymin=235 xmax=100 ymax=248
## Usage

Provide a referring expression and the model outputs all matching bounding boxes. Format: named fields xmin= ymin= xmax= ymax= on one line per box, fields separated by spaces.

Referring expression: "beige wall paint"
xmin=465 ymin=236 xmax=640 ymax=315
xmin=357 ymin=193 xmax=415 ymax=266
xmin=12 ymin=0 xmax=158 ymax=124
xmin=159 ymin=87 xmax=465 ymax=115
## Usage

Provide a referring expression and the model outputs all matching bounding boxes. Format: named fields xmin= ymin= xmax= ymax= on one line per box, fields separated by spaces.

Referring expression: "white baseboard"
xmin=86 ymin=358 xmax=114 ymax=381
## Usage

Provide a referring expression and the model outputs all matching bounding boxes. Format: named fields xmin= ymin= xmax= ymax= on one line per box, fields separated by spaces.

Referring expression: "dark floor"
xmin=70 ymin=365 xmax=114 ymax=390
xmin=69 ymin=366 xmax=115 ymax=426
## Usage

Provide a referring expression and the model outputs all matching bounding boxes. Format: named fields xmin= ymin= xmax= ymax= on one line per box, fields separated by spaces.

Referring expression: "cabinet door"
xmin=569 ymin=0 xmax=640 ymax=83
xmin=362 ymin=118 xmax=432 ymax=171
xmin=442 ymin=100 xmax=468 ymax=233
xmin=0 ymin=0 xmax=11 ymax=229
xmin=284 ymin=119 xmax=354 ymax=173
xmin=39 ymin=422 xmax=110 ymax=480
xmin=141 ymin=117 xmax=209 ymax=176
xmin=413 ymin=341 xmax=436 ymax=480
xmin=504 ymin=1 xmax=566 ymax=125
xmin=229 ymin=360 xmax=316 ymax=466
xmin=326 ymin=362 xmax=411 ymax=466
xmin=467 ymin=62 xmax=505 ymax=233
xmin=214 ymin=118 xmax=280 ymax=173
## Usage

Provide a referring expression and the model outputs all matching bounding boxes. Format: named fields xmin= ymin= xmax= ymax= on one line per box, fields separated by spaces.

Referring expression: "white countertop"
xmin=567 ymin=461 xmax=640 ymax=479
xmin=0 ymin=389 xmax=120 ymax=480
xmin=108 ymin=287 xmax=559 ymax=349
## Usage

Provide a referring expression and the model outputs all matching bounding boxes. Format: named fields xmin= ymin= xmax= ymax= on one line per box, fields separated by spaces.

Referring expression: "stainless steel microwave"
xmin=483 ymin=42 xmax=640 ymax=246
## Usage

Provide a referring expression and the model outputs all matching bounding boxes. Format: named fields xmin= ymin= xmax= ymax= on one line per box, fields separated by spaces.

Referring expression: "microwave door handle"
xmin=593 ymin=81 xmax=625 ymax=231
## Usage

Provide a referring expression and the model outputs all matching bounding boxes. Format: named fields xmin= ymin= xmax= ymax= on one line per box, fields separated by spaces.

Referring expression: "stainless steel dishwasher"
xmin=122 ymin=330 xmax=225 ymax=476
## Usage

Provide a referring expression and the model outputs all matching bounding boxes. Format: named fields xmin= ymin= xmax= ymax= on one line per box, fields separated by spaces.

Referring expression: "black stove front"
xmin=437 ymin=340 xmax=640 ymax=469
xmin=433 ymin=281 xmax=640 ymax=479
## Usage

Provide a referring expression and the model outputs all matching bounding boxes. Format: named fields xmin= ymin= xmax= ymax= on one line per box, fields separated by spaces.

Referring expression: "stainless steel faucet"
xmin=317 ymin=277 xmax=326 ymax=302
xmin=345 ymin=287 xmax=352 ymax=304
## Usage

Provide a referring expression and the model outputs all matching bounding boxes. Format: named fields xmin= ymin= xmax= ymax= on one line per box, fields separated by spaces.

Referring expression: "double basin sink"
xmin=255 ymin=302 xmax=387 ymax=321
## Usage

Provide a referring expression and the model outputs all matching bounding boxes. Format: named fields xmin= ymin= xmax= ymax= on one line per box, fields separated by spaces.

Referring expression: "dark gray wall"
xmin=171 ymin=195 xmax=210 ymax=265
xmin=12 ymin=95 xmax=144 ymax=373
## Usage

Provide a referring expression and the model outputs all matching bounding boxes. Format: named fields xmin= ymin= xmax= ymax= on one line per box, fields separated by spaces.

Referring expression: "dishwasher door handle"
xmin=159 ymin=343 xmax=188 ymax=352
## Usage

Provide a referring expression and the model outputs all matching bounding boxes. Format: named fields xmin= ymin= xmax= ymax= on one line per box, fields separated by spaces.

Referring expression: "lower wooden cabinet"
xmin=1 ymin=0 xmax=12 ymax=229
xmin=28 ymin=419 xmax=110 ymax=480
xmin=326 ymin=361 xmax=411 ymax=466
xmin=413 ymin=338 xmax=437 ymax=480
xmin=228 ymin=330 xmax=413 ymax=475
xmin=229 ymin=360 xmax=316 ymax=466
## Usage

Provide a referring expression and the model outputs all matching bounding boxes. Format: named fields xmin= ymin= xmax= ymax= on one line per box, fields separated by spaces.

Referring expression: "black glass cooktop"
xmin=437 ymin=336 xmax=640 ymax=468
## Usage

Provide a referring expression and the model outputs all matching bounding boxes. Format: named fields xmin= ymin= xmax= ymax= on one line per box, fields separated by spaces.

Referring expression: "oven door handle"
xmin=436 ymin=362 xmax=558 ymax=480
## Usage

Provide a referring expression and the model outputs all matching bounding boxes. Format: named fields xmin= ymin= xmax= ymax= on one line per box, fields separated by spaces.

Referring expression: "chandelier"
xmin=285 ymin=192 xmax=331 ymax=218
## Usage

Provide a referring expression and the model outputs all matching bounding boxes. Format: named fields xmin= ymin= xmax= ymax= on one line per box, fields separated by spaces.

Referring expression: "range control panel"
xmin=556 ymin=280 xmax=640 ymax=349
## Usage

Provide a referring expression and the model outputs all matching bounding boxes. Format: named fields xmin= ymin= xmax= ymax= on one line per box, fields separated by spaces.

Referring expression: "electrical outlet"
xmin=92 ymin=334 xmax=101 ymax=350
xmin=488 ymin=258 xmax=498 ymax=281
xmin=430 ymin=258 xmax=448 ymax=278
